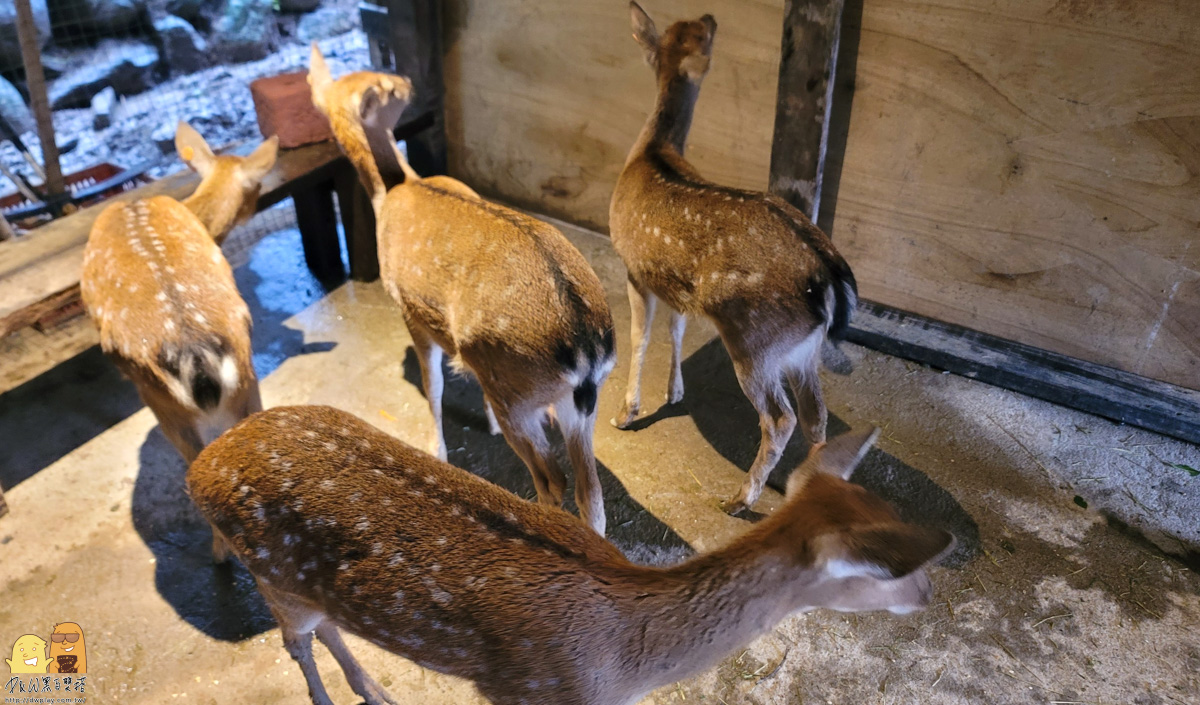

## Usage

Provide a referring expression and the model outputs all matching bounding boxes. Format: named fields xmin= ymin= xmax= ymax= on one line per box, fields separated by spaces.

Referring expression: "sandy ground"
xmin=1 ymin=217 xmax=1198 ymax=704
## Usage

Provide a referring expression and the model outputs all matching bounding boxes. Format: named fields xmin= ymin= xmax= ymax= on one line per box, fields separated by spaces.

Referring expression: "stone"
xmin=45 ymin=0 xmax=148 ymax=40
xmin=298 ymin=6 xmax=359 ymax=43
xmin=0 ymin=1 xmax=50 ymax=76
xmin=48 ymin=40 xmax=160 ymax=110
xmin=91 ymin=86 xmax=117 ymax=130
xmin=165 ymin=0 xmax=206 ymax=23
xmin=153 ymin=15 xmax=208 ymax=75
xmin=278 ymin=0 xmax=322 ymax=12
xmin=0 ymin=75 xmax=35 ymax=136
xmin=211 ymin=0 xmax=279 ymax=63
xmin=250 ymin=71 xmax=333 ymax=148
xmin=151 ymin=120 xmax=176 ymax=154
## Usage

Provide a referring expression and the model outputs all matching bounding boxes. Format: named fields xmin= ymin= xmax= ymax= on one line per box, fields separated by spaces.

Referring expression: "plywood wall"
xmin=831 ymin=0 xmax=1200 ymax=390
xmin=441 ymin=0 xmax=1198 ymax=391
xmin=441 ymin=0 xmax=783 ymax=230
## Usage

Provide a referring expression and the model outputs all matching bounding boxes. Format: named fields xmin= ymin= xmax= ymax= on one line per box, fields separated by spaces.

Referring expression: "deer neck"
xmin=630 ymin=75 xmax=700 ymax=164
xmin=182 ymin=176 xmax=248 ymax=243
xmin=622 ymin=528 xmax=808 ymax=689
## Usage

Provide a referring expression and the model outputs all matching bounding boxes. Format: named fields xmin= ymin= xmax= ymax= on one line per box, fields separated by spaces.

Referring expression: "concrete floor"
xmin=1 ymin=216 xmax=1198 ymax=705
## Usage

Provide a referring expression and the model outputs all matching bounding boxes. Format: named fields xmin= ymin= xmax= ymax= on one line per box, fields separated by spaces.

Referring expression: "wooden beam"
xmin=385 ymin=0 xmax=447 ymax=175
xmin=768 ymin=0 xmax=845 ymax=222
xmin=847 ymin=300 xmax=1200 ymax=445
xmin=14 ymin=0 xmax=64 ymax=199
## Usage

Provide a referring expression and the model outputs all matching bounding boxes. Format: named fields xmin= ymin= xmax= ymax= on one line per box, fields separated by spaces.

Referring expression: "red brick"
xmin=250 ymin=71 xmax=333 ymax=149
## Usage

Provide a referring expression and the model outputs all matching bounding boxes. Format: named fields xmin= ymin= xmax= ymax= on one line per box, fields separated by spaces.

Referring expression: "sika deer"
xmin=307 ymin=46 xmax=616 ymax=534
xmin=82 ymin=123 xmax=276 ymax=556
xmin=610 ymin=3 xmax=859 ymax=515
xmin=188 ymin=405 xmax=953 ymax=705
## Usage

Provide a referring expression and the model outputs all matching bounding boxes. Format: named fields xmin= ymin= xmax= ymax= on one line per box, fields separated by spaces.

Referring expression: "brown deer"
xmin=609 ymin=3 xmax=859 ymax=516
xmin=188 ymin=405 xmax=953 ymax=705
xmin=307 ymin=46 xmax=616 ymax=534
xmin=81 ymin=123 xmax=277 ymax=557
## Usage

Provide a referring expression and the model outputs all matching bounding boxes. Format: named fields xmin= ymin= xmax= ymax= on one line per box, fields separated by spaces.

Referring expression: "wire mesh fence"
xmin=0 ymin=0 xmax=371 ymax=230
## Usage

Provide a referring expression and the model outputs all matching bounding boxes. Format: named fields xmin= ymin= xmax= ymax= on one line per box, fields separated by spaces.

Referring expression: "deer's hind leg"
xmin=316 ymin=622 xmax=399 ymax=705
xmin=667 ymin=309 xmax=687 ymax=404
xmin=407 ymin=320 xmax=447 ymax=461
xmin=493 ymin=399 xmax=567 ymax=507
xmin=555 ymin=396 xmax=606 ymax=535
xmin=259 ymin=585 xmax=335 ymax=705
xmin=722 ymin=343 xmax=796 ymax=515
xmin=784 ymin=334 xmax=828 ymax=446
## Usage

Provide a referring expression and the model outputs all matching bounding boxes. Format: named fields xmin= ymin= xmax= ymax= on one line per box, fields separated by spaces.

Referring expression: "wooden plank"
xmin=768 ymin=0 xmax=845 ymax=221
xmin=828 ymin=0 xmax=1200 ymax=391
xmin=847 ymin=299 xmax=1200 ymax=445
xmin=334 ymin=162 xmax=379 ymax=281
xmin=441 ymin=0 xmax=785 ymax=231
xmin=0 ymin=140 xmax=345 ymax=337
xmin=293 ymin=178 xmax=347 ymax=283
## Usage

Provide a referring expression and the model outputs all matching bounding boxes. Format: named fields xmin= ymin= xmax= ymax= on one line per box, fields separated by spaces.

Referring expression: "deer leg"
xmin=262 ymin=588 xmax=335 ymax=705
xmin=494 ymin=403 xmax=566 ymax=506
xmin=408 ymin=326 xmax=447 ymax=461
xmin=613 ymin=278 xmax=657 ymax=429
xmin=667 ymin=309 xmax=687 ymax=404
xmin=484 ymin=399 xmax=502 ymax=435
xmin=555 ymin=398 xmax=605 ymax=535
xmin=785 ymin=360 xmax=827 ymax=446
xmin=724 ymin=363 xmax=796 ymax=515
xmin=315 ymin=622 xmax=399 ymax=705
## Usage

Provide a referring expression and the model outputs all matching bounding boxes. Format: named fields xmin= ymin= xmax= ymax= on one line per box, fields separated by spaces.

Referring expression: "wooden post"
xmin=292 ymin=179 xmax=347 ymax=284
xmin=334 ymin=161 xmax=379 ymax=281
xmin=386 ymin=0 xmax=447 ymax=176
xmin=768 ymin=0 xmax=845 ymax=223
xmin=14 ymin=0 xmax=64 ymax=199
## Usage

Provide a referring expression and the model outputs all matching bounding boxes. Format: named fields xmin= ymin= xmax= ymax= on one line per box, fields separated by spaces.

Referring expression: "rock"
xmin=45 ymin=0 xmax=148 ymax=40
xmin=48 ymin=40 xmax=160 ymax=110
xmin=0 ymin=1 xmax=50 ymax=76
xmin=91 ymin=86 xmax=117 ymax=130
xmin=153 ymin=15 xmax=208 ymax=75
xmin=298 ymin=6 xmax=359 ymax=43
xmin=0 ymin=76 xmax=35 ymax=136
xmin=211 ymin=0 xmax=279 ymax=63
xmin=165 ymin=0 xmax=206 ymax=24
xmin=151 ymin=120 xmax=175 ymax=154
xmin=278 ymin=0 xmax=322 ymax=12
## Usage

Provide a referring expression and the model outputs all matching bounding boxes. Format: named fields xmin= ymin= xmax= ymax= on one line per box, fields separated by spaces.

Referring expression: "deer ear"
xmin=176 ymin=122 xmax=215 ymax=177
xmin=240 ymin=135 xmax=278 ymax=185
xmin=308 ymin=42 xmax=332 ymax=107
xmin=629 ymin=1 xmax=659 ymax=65
xmin=787 ymin=427 xmax=879 ymax=497
xmin=817 ymin=523 xmax=955 ymax=580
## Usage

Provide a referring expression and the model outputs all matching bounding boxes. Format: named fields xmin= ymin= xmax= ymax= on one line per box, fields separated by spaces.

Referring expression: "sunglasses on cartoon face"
xmin=50 ymin=634 xmax=80 ymax=643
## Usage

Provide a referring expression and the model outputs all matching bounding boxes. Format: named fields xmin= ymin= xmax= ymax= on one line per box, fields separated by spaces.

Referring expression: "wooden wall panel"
xmin=441 ymin=0 xmax=784 ymax=231
xmin=832 ymin=0 xmax=1200 ymax=390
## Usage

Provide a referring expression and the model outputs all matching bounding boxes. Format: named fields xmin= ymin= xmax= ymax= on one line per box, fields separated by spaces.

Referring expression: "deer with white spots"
xmin=610 ymin=3 xmax=859 ymax=516
xmin=188 ymin=405 xmax=952 ymax=705
xmin=81 ymin=122 xmax=277 ymax=535
xmin=307 ymin=46 xmax=616 ymax=534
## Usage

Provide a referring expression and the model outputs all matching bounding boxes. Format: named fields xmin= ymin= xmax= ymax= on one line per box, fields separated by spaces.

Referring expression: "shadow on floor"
xmin=132 ymin=427 xmax=276 ymax=640
xmin=402 ymin=346 xmax=694 ymax=568
xmin=0 ymin=227 xmax=334 ymax=494
xmin=666 ymin=338 xmax=981 ymax=567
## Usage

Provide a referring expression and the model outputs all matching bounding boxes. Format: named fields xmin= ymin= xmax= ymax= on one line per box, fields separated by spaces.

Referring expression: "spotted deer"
xmin=609 ymin=3 xmax=859 ymax=515
xmin=188 ymin=405 xmax=953 ymax=705
xmin=307 ymin=46 xmax=616 ymax=534
xmin=82 ymin=123 xmax=276 ymax=557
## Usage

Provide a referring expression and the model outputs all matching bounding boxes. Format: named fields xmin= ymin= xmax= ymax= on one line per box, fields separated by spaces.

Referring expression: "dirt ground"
xmin=1 ymin=217 xmax=1198 ymax=704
